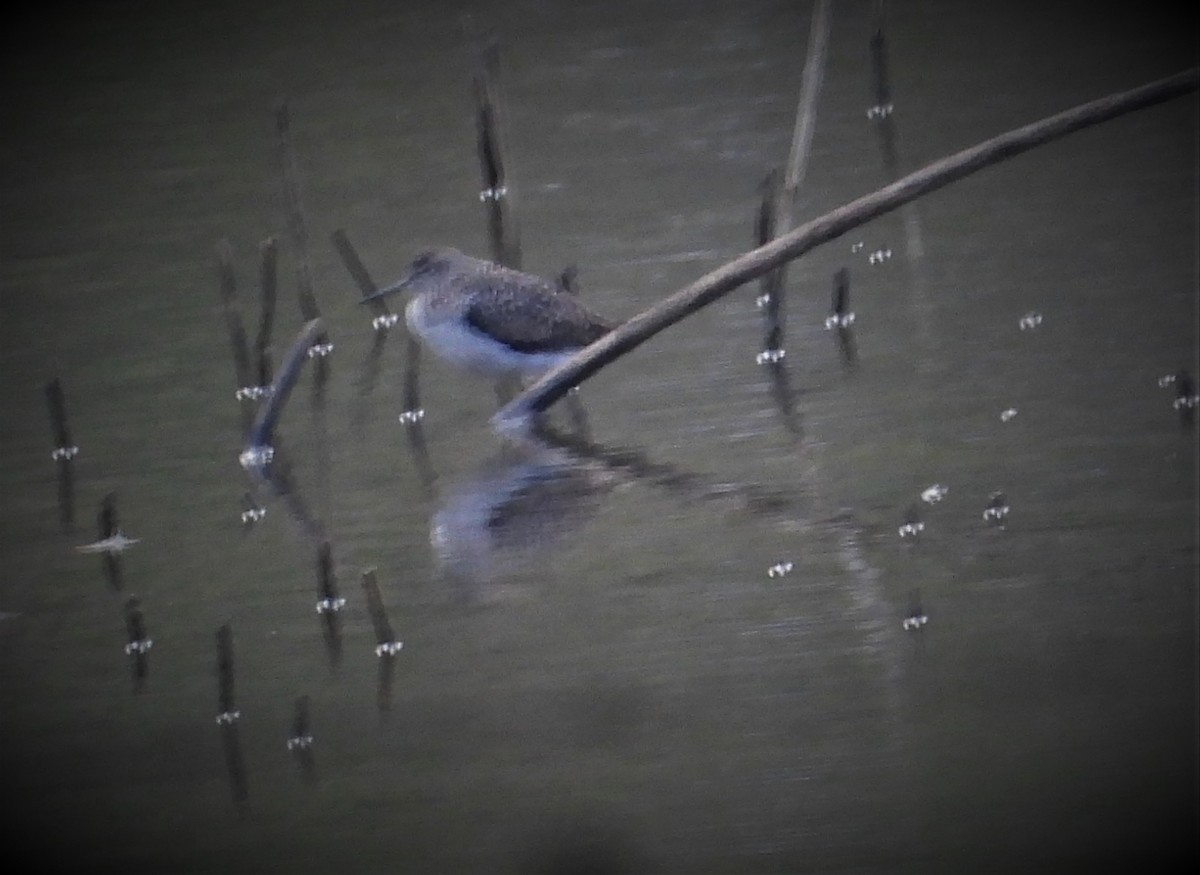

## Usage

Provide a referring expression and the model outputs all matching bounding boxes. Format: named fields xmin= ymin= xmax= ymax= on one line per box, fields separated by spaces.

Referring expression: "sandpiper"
xmin=362 ymin=248 xmax=616 ymax=381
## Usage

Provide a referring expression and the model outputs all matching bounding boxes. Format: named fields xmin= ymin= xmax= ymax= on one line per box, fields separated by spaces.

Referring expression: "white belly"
xmin=406 ymin=296 xmax=575 ymax=378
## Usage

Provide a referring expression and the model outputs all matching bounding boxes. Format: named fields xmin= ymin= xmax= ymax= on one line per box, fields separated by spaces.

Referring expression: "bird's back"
xmin=461 ymin=266 xmax=615 ymax=354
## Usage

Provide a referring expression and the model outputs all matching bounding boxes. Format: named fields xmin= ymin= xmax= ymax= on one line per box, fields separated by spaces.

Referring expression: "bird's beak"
xmin=359 ymin=273 xmax=412 ymax=304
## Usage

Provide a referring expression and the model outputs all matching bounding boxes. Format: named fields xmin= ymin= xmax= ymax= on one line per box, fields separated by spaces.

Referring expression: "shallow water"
xmin=1 ymin=1 xmax=1197 ymax=872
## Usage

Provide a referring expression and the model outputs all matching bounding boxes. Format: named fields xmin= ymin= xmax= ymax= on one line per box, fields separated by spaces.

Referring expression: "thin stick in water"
xmin=1174 ymin=369 xmax=1197 ymax=429
xmin=216 ymin=623 xmax=237 ymax=720
xmin=754 ymin=168 xmax=786 ymax=359
xmin=287 ymin=694 xmax=317 ymax=784
xmin=123 ymin=595 xmax=151 ymax=693
xmin=473 ymin=38 xmax=522 ymax=269
xmin=276 ymin=106 xmax=332 ymax=523
xmin=331 ymin=228 xmax=407 ymax=405
xmin=826 ymin=267 xmax=858 ymax=366
xmin=867 ymin=1 xmax=924 ymax=261
xmin=255 ymin=237 xmax=278 ymax=389
xmin=217 ymin=239 xmax=260 ymax=440
xmin=276 ymin=100 xmax=332 ymax=386
xmin=215 ymin=624 xmax=247 ymax=803
xmin=315 ymin=541 xmax=343 ymax=668
xmin=45 ymin=377 xmax=78 ymax=530
xmin=99 ymin=492 xmax=122 ymax=591
xmin=362 ymin=568 xmax=402 ymax=714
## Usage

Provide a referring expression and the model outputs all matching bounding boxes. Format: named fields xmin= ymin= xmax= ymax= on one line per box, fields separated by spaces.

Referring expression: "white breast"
xmin=405 ymin=295 xmax=575 ymax=378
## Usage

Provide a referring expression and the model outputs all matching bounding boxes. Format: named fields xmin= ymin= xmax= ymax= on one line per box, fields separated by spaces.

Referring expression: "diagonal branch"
xmin=493 ymin=68 xmax=1198 ymax=434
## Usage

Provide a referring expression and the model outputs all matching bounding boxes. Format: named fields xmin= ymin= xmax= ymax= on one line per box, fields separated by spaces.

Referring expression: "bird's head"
xmin=362 ymin=247 xmax=469 ymax=303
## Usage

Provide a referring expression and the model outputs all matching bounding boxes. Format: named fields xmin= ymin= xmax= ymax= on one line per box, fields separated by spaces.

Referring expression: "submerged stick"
xmin=331 ymin=228 xmax=412 ymax=409
xmin=255 ymin=237 xmax=278 ymax=389
xmin=277 ymin=102 xmax=333 ymax=528
xmin=867 ymin=2 xmax=900 ymax=179
xmin=332 ymin=228 xmax=382 ymax=307
xmin=215 ymin=624 xmax=247 ymax=802
xmin=45 ymin=377 xmax=78 ymax=530
xmin=276 ymin=101 xmax=332 ymax=386
xmin=362 ymin=568 xmax=402 ymax=714
xmin=98 ymin=492 xmax=122 ymax=590
xmin=903 ymin=588 xmax=928 ymax=634
xmin=868 ymin=1 xmax=924 ymax=261
xmin=287 ymin=695 xmax=317 ymax=784
xmin=216 ymin=240 xmax=255 ymax=419
xmin=754 ymin=168 xmax=786 ymax=359
xmin=314 ymin=541 xmax=343 ymax=668
xmin=216 ymin=623 xmax=237 ymax=720
xmin=752 ymin=0 xmax=831 ymax=378
xmin=1173 ymin=369 xmax=1197 ymax=429
xmin=240 ymin=491 xmax=265 ymax=531
xmin=399 ymin=332 xmax=425 ymax=426
xmin=276 ymin=101 xmax=319 ymax=323
xmin=361 ymin=568 xmax=401 ymax=654
xmin=826 ymin=267 xmax=858 ymax=366
xmin=329 ymin=230 xmax=430 ymax=476
xmin=494 ymin=69 xmax=1198 ymax=432
xmin=473 ymin=38 xmax=522 ymax=269
xmin=123 ymin=595 xmax=152 ymax=692
xmin=74 ymin=491 xmax=139 ymax=567
xmin=751 ymin=0 xmax=831 ymax=379
xmin=752 ymin=171 xmax=802 ymax=435
xmin=217 ymin=240 xmax=251 ymax=388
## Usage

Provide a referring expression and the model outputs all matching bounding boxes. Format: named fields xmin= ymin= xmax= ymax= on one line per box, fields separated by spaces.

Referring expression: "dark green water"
xmin=1 ymin=1 xmax=1196 ymax=872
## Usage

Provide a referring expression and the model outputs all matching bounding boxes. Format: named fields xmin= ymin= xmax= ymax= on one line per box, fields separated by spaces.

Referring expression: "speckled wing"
xmin=462 ymin=271 xmax=614 ymax=354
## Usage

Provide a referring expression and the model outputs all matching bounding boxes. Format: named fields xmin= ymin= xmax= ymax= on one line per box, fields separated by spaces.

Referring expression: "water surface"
xmin=1 ymin=1 xmax=1196 ymax=871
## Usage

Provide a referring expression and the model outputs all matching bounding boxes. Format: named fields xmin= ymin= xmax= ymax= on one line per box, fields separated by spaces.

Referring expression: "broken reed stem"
xmin=781 ymin=0 xmax=832 ymax=220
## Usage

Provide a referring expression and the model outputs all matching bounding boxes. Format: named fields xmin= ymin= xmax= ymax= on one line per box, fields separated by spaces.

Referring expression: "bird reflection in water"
xmin=430 ymin=421 xmax=809 ymax=595
xmin=431 ymin=443 xmax=616 ymax=598
xmin=244 ymin=318 xmax=812 ymax=595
